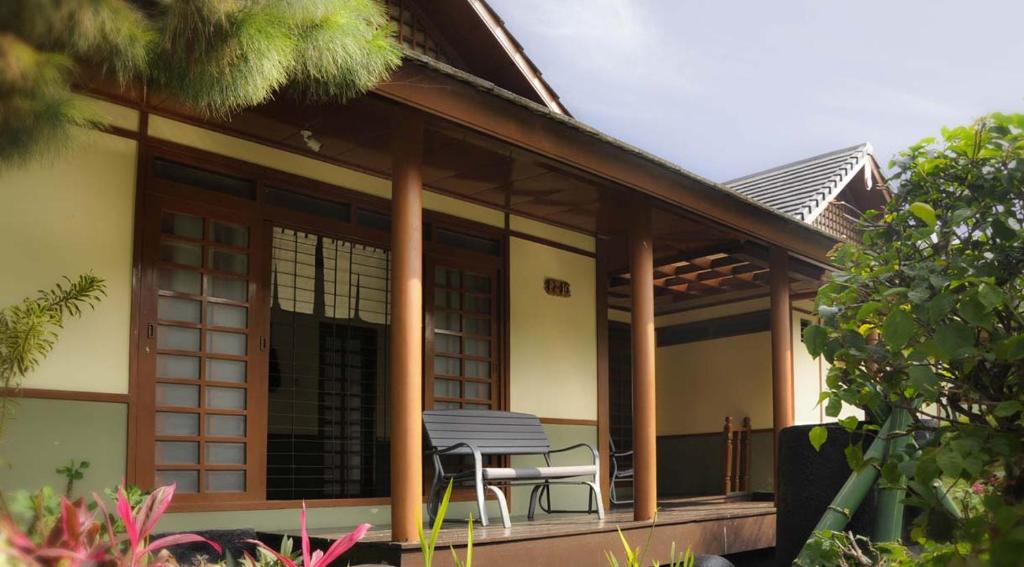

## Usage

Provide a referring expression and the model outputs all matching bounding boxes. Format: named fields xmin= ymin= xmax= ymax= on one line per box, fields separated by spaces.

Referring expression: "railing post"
xmin=390 ymin=111 xmax=424 ymax=542
xmin=723 ymin=416 xmax=734 ymax=495
xmin=629 ymin=204 xmax=657 ymax=522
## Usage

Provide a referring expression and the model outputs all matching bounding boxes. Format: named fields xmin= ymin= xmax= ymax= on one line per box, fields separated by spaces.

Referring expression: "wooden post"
xmin=596 ymin=239 xmax=611 ymax=509
xmin=723 ymin=416 xmax=734 ymax=495
xmin=390 ymin=112 xmax=424 ymax=542
xmin=629 ymin=206 xmax=657 ymax=522
xmin=741 ymin=417 xmax=752 ymax=492
xmin=770 ymin=246 xmax=794 ymax=497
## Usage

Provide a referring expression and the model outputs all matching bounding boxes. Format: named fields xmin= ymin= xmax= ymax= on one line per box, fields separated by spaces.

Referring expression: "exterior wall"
xmin=509 ymin=423 xmax=597 ymax=517
xmin=0 ymin=399 xmax=127 ymax=497
xmin=0 ymin=127 xmax=137 ymax=394
xmin=509 ymin=237 xmax=597 ymax=421
xmin=1 ymin=108 xmax=603 ymax=531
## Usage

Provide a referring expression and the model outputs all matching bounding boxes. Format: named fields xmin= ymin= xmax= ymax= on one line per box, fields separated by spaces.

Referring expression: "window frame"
xmin=130 ymin=140 xmax=509 ymax=511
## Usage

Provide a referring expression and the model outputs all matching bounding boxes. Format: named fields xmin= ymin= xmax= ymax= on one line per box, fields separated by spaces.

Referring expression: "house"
xmin=0 ymin=1 xmax=886 ymax=563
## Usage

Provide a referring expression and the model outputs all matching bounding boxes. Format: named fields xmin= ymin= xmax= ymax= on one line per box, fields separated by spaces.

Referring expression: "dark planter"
xmin=775 ymin=423 xmax=879 ymax=566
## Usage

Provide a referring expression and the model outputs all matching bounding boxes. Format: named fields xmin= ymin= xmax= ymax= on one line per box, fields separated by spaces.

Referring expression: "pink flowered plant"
xmin=247 ymin=503 xmax=370 ymax=567
xmin=0 ymin=483 xmax=220 ymax=566
xmin=110 ymin=483 xmax=222 ymax=566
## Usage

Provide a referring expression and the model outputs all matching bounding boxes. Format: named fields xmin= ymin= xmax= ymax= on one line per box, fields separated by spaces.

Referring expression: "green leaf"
xmin=825 ymin=396 xmax=843 ymax=418
xmin=996 ymin=335 xmax=1024 ymax=361
xmin=978 ymin=283 xmax=1006 ymax=309
xmin=932 ymin=322 xmax=975 ymax=361
xmin=838 ymin=416 xmax=859 ymax=433
xmin=993 ymin=401 xmax=1023 ymax=417
xmin=991 ymin=217 xmax=1016 ymax=241
xmin=909 ymin=202 xmax=937 ymax=227
xmin=926 ymin=292 xmax=955 ymax=322
xmin=959 ymin=296 xmax=994 ymax=330
xmin=803 ymin=324 xmax=828 ymax=358
xmin=936 ymin=450 xmax=964 ymax=477
xmin=908 ymin=366 xmax=940 ymax=396
xmin=809 ymin=425 xmax=828 ymax=452
xmin=881 ymin=309 xmax=916 ymax=350
xmin=845 ymin=443 xmax=866 ymax=471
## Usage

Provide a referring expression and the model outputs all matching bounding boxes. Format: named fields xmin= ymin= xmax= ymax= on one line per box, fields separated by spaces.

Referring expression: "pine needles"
xmin=0 ymin=0 xmax=402 ymax=167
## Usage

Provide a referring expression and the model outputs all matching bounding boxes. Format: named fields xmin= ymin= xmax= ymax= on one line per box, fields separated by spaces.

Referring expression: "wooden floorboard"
xmin=294 ymin=496 xmax=776 ymax=566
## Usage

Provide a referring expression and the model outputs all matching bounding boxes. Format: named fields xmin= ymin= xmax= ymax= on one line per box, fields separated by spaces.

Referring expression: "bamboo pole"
xmin=794 ymin=414 xmax=897 ymax=565
xmin=873 ymin=408 xmax=914 ymax=542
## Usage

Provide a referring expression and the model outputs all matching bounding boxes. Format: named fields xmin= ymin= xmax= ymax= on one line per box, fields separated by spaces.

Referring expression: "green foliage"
xmin=0 ymin=274 xmax=105 ymax=430
xmin=0 ymin=0 xmax=401 ymax=167
xmin=54 ymin=459 xmax=89 ymax=497
xmin=808 ymin=114 xmax=1024 ymax=565
xmin=604 ymin=517 xmax=695 ymax=567
xmin=419 ymin=479 xmax=453 ymax=567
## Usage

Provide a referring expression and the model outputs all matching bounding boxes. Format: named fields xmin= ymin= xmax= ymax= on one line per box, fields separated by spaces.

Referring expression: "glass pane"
xmin=434 ymin=267 xmax=447 ymax=286
xmin=158 ymin=297 xmax=201 ymax=323
xmin=435 ymin=334 xmax=460 ymax=355
xmin=156 ymin=470 xmax=198 ymax=492
xmin=435 ymin=311 xmax=460 ymax=332
xmin=161 ymin=212 xmax=203 ymax=240
xmin=209 ymin=276 xmax=247 ymax=301
xmin=207 ymin=331 xmax=247 ymax=356
xmin=208 ymin=304 xmax=247 ymax=328
xmin=207 ymin=387 xmax=246 ymax=409
xmin=211 ymin=221 xmax=249 ymax=247
xmin=156 ymin=355 xmax=199 ymax=379
xmin=463 ymin=294 xmax=490 ymax=314
xmin=434 ymin=379 xmax=460 ymax=398
xmin=464 ymin=337 xmax=490 ymax=357
xmin=464 ymin=360 xmax=490 ymax=379
xmin=156 ymin=441 xmax=198 ymax=464
xmin=464 ymin=402 xmax=489 ymax=409
xmin=206 ymin=470 xmax=245 ymax=492
xmin=207 ymin=414 xmax=245 ymax=437
xmin=207 ymin=358 xmax=246 ymax=383
xmin=156 ymin=384 xmax=199 ymax=407
xmin=157 ymin=326 xmax=200 ymax=351
xmin=464 ymin=317 xmax=490 ymax=336
xmin=434 ymin=401 xmax=460 ymax=410
xmin=464 ymin=381 xmax=490 ymax=401
xmin=433 ymin=357 xmax=460 ymax=377
xmin=464 ymin=273 xmax=491 ymax=293
xmin=434 ymin=290 xmax=459 ymax=310
xmin=160 ymin=241 xmax=202 ymax=267
xmin=206 ymin=442 xmax=246 ymax=464
xmin=156 ymin=412 xmax=199 ymax=436
xmin=209 ymin=248 xmax=248 ymax=275
xmin=158 ymin=268 xmax=201 ymax=295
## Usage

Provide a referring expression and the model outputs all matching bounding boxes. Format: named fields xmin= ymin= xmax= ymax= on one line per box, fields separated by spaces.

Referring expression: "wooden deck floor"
xmin=294 ymin=495 xmax=776 ymax=566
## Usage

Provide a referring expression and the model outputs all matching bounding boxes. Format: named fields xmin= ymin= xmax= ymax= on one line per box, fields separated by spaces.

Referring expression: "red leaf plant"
xmin=246 ymin=503 xmax=370 ymax=567
xmin=1 ymin=483 xmax=221 ymax=566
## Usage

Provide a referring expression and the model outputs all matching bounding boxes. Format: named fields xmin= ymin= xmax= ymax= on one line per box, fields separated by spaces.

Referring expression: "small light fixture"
xmin=300 ymin=129 xmax=322 ymax=153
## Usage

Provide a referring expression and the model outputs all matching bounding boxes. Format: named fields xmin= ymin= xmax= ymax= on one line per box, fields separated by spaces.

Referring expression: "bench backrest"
xmin=423 ymin=410 xmax=550 ymax=456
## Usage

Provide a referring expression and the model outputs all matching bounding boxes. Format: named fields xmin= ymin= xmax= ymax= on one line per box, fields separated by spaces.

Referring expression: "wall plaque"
xmin=544 ymin=278 xmax=571 ymax=298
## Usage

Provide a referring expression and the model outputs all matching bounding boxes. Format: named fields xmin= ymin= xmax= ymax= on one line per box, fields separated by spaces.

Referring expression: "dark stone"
xmin=775 ymin=424 xmax=879 ymax=567
xmin=158 ymin=529 xmax=258 ymax=564
xmin=694 ymin=555 xmax=737 ymax=567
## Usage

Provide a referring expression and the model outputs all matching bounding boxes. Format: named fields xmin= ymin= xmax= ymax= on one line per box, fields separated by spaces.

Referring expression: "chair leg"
xmin=584 ymin=481 xmax=606 ymax=520
xmin=485 ymin=485 xmax=511 ymax=529
xmin=610 ymin=478 xmax=618 ymax=505
xmin=426 ymin=474 xmax=444 ymax=524
xmin=475 ymin=480 xmax=489 ymax=527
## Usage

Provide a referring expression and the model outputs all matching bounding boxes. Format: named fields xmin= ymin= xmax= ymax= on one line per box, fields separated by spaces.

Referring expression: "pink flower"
xmin=971 ymin=482 xmax=985 ymax=495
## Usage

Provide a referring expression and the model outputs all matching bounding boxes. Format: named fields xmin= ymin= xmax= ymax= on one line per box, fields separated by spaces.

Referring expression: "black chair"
xmin=609 ymin=437 xmax=634 ymax=505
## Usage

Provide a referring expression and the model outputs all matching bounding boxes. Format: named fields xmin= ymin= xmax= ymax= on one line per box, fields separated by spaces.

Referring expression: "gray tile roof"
xmin=725 ymin=143 xmax=873 ymax=222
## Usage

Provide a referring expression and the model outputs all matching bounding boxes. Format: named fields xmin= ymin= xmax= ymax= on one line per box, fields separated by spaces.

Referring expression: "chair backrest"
xmin=423 ymin=409 xmax=550 ymax=456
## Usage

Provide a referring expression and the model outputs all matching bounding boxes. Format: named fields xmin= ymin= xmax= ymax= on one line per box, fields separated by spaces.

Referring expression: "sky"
xmin=487 ymin=0 xmax=1024 ymax=181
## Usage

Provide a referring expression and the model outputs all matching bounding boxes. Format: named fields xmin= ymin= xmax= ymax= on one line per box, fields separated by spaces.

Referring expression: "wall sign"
xmin=544 ymin=277 xmax=571 ymax=298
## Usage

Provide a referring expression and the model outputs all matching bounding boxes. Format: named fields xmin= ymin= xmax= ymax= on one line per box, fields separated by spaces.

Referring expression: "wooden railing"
xmin=723 ymin=416 xmax=753 ymax=494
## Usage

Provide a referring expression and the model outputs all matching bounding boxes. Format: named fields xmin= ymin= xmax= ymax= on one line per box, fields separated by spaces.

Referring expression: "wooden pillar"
xmin=629 ymin=207 xmax=657 ymax=521
xmin=770 ymin=245 xmax=794 ymax=496
xmin=596 ymin=239 xmax=611 ymax=509
xmin=390 ymin=112 xmax=424 ymax=542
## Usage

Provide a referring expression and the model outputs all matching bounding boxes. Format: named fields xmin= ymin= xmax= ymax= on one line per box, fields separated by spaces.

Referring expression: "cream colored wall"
xmin=0 ymin=126 xmax=137 ymax=394
xmin=652 ymin=300 xmax=833 ymax=435
xmin=509 ymin=237 xmax=597 ymax=420
xmin=147 ymin=115 xmax=505 ymax=228
xmin=509 ymin=214 xmax=596 ymax=253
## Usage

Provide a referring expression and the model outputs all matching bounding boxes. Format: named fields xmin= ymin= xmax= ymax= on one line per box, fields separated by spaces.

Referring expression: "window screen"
xmin=266 ymin=227 xmax=391 ymax=499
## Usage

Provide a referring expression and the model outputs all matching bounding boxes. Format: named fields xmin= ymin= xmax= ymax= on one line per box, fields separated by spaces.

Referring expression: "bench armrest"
xmin=429 ymin=442 xmax=482 ymax=458
xmin=548 ymin=442 xmax=599 ymax=464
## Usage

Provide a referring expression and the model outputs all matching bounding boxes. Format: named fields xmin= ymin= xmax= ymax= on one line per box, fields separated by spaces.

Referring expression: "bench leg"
xmin=485 ymin=485 xmax=511 ymax=529
xmin=584 ymin=481 xmax=606 ymax=520
xmin=475 ymin=479 xmax=489 ymax=527
xmin=528 ymin=484 xmax=545 ymax=520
